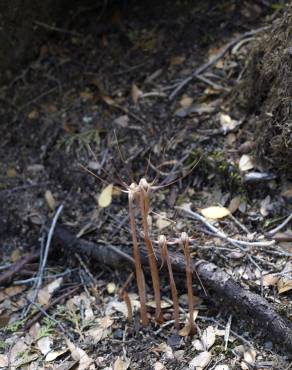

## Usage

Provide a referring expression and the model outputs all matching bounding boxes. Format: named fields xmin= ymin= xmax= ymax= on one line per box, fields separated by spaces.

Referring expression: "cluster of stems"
xmin=128 ymin=178 xmax=195 ymax=332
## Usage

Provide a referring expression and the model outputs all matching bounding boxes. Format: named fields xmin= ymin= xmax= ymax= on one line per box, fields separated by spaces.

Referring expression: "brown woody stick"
xmin=139 ymin=178 xmax=162 ymax=323
xmin=159 ymin=235 xmax=180 ymax=329
xmin=128 ymin=184 xmax=148 ymax=326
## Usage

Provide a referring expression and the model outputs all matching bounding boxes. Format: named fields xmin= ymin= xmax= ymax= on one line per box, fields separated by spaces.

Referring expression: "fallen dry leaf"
xmin=241 ymin=348 xmax=256 ymax=370
xmin=154 ymin=362 xmax=166 ymax=370
xmin=200 ymin=206 xmax=230 ymax=219
xmin=156 ymin=213 xmax=172 ymax=230
xmin=0 ymin=354 xmax=8 ymax=368
xmin=28 ymin=109 xmax=39 ymax=120
xmin=131 ymin=83 xmax=143 ymax=104
xmin=228 ymin=196 xmax=241 ymax=214
xmin=45 ymin=190 xmax=56 ymax=211
xmin=189 ymin=351 xmax=211 ymax=370
xmin=98 ymin=184 xmax=113 ymax=208
xmin=179 ymin=95 xmax=193 ymax=108
xmin=219 ymin=113 xmax=237 ymax=132
xmin=65 ymin=338 xmax=94 ymax=370
xmin=113 ymin=356 xmax=130 ymax=370
xmin=262 ymin=274 xmax=279 ymax=287
xmin=107 ymin=282 xmax=116 ymax=294
xmin=37 ymin=336 xmax=53 ymax=356
xmin=170 ymin=55 xmax=186 ymax=65
xmin=239 ymin=155 xmax=254 ymax=172
xmin=45 ymin=349 xmax=67 ymax=362
xmin=278 ymin=278 xmax=292 ymax=294
xmin=38 ymin=277 xmax=63 ymax=305
xmin=201 ymin=326 xmax=216 ymax=350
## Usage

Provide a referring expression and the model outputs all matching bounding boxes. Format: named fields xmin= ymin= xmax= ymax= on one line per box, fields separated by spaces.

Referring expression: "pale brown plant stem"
xmin=159 ymin=235 xmax=180 ymax=329
xmin=128 ymin=187 xmax=148 ymax=326
xmin=181 ymin=232 xmax=195 ymax=335
xmin=119 ymin=273 xmax=134 ymax=322
xmin=139 ymin=178 xmax=162 ymax=322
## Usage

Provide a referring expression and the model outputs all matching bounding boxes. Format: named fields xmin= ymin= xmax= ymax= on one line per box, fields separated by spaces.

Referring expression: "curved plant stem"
xmin=139 ymin=178 xmax=162 ymax=323
xmin=181 ymin=232 xmax=195 ymax=335
xmin=159 ymin=235 xmax=179 ymax=329
xmin=128 ymin=186 xmax=148 ymax=326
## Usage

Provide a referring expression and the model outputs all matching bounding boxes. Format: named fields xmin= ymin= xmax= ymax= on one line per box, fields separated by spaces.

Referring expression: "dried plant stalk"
xmin=181 ymin=232 xmax=195 ymax=335
xmin=119 ymin=272 xmax=134 ymax=323
xmin=122 ymin=291 xmax=133 ymax=322
xmin=128 ymin=185 xmax=148 ymax=326
xmin=139 ymin=178 xmax=162 ymax=322
xmin=159 ymin=235 xmax=180 ymax=329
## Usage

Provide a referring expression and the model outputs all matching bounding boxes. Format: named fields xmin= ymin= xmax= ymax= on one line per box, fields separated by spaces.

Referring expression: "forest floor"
xmin=0 ymin=1 xmax=291 ymax=369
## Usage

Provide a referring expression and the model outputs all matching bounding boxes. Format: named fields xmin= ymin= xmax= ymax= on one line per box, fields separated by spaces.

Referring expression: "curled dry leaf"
xmin=189 ymin=351 xmax=211 ymax=370
xmin=228 ymin=196 xmax=241 ymax=214
xmin=156 ymin=214 xmax=172 ymax=230
xmin=200 ymin=206 xmax=230 ymax=220
xmin=154 ymin=362 xmax=166 ymax=370
xmin=241 ymin=348 xmax=256 ymax=370
xmin=98 ymin=184 xmax=113 ymax=208
xmin=37 ymin=336 xmax=53 ymax=356
xmin=0 ymin=354 xmax=8 ymax=368
xmin=45 ymin=349 xmax=67 ymax=362
xmin=37 ymin=277 xmax=63 ymax=305
xmin=65 ymin=338 xmax=94 ymax=370
xmin=262 ymin=274 xmax=279 ymax=287
xmin=239 ymin=154 xmax=254 ymax=172
xmin=201 ymin=326 xmax=216 ymax=350
xmin=131 ymin=83 xmax=143 ymax=104
xmin=278 ymin=278 xmax=292 ymax=294
xmin=179 ymin=95 xmax=193 ymax=108
xmin=45 ymin=190 xmax=56 ymax=211
xmin=107 ymin=282 xmax=116 ymax=294
xmin=219 ymin=113 xmax=237 ymax=132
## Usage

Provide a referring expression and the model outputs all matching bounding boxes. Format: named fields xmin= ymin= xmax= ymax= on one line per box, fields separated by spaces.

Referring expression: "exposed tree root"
xmin=53 ymin=226 xmax=292 ymax=353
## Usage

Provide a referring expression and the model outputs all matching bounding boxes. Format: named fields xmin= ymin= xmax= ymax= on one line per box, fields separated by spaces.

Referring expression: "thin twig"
xmin=177 ymin=204 xmax=275 ymax=247
xmin=267 ymin=213 xmax=292 ymax=236
xmin=34 ymin=20 xmax=83 ymax=37
xmin=26 ymin=204 xmax=64 ymax=314
xmin=169 ymin=26 xmax=269 ymax=100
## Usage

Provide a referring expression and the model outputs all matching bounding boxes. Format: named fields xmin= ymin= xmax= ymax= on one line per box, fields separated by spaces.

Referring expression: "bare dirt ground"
xmin=0 ymin=1 xmax=291 ymax=369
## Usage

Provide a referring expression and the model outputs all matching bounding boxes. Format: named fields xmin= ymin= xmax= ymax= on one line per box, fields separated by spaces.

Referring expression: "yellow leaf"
xmin=200 ymin=206 xmax=230 ymax=219
xmin=98 ymin=184 xmax=113 ymax=208
xmin=28 ymin=109 xmax=39 ymax=119
xmin=107 ymin=282 xmax=116 ymax=294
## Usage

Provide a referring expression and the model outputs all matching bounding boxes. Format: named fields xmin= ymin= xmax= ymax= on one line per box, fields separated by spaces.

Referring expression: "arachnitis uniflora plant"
xmin=159 ymin=235 xmax=179 ymax=329
xmin=181 ymin=232 xmax=195 ymax=335
xmin=128 ymin=182 xmax=148 ymax=326
xmin=139 ymin=178 xmax=162 ymax=323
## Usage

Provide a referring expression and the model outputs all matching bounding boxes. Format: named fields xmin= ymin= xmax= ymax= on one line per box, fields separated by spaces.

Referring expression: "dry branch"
xmin=53 ymin=226 xmax=292 ymax=353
